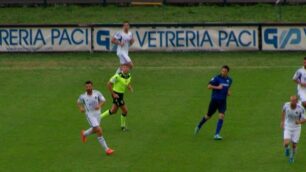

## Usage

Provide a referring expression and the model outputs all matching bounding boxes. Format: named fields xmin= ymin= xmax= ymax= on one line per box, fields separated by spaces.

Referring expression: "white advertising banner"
xmin=0 ymin=27 xmax=91 ymax=52
xmin=262 ymin=26 xmax=306 ymax=50
xmin=93 ymin=26 xmax=259 ymax=51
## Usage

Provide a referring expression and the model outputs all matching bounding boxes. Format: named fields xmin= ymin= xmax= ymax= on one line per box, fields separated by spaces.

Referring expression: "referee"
xmin=101 ymin=64 xmax=133 ymax=131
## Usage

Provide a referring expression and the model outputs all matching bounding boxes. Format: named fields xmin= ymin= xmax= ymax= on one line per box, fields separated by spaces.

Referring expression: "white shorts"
xmin=284 ymin=127 xmax=301 ymax=143
xmin=86 ymin=112 xmax=101 ymax=128
xmin=117 ymin=53 xmax=131 ymax=64
xmin=298 ymin=89 xmax=306 ymax=102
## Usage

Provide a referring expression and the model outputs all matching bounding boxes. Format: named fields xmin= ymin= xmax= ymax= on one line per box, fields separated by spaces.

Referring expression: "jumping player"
xmin=111 ymin=21 xmax=135 ymax=73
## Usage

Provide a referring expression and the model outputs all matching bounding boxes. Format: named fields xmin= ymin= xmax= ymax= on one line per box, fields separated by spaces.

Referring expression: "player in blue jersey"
xmin=194 ymin=65 xmax=233 ymax=140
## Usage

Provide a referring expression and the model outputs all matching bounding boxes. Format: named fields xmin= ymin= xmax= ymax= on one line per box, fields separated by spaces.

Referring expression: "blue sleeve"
xmin=209 ymin=76 xmax=219 ymax=85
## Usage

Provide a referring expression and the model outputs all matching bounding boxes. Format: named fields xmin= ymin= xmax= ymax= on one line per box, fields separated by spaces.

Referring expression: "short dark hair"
xmin=304 ymin=56 xmax=306 ymax=60
xmin=123 ymin=21 xmax=129 ymax=24
xmin=85 ymin=80 xmax=93 ymax=85
xmin=222 ymin=65 xmax=230 ymax=72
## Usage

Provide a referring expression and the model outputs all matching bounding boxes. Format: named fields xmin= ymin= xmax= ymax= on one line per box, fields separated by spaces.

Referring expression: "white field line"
xmin=0 ymin=65 xmax=299 ymax=71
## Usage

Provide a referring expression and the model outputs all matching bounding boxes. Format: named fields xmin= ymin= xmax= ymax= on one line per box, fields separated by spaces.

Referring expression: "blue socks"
xmin=215 ymin=119 xmax=224 ymax=135
xmin=198 ymin=117 xmax=224 ymax=135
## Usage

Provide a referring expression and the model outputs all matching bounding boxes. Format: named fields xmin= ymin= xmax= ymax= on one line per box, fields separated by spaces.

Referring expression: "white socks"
xmin=84 ymin=128 xmax=93 ymax=136
xmin=97 ymin=136 xmax=109 ymax=151
xmin=84 ymin=128 xmax=109 ymax=151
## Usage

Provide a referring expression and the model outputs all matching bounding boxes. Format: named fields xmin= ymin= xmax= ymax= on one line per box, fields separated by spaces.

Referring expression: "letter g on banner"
xmin=264 ymin=28 xmax=278 ymax=48
xmin=96 ymin=30 xmax=110 ymax=50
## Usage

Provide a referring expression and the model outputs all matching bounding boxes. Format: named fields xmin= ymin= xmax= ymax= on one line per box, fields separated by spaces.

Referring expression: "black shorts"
xmin=207 ymin=99 xmax=227 ymax=117
xmin=113 ymin=92 xmax=125 ymax=107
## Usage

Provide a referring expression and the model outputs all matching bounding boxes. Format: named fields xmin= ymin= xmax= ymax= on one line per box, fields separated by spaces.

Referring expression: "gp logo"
xmin=264 ymin=28 xmax=305 ymax=49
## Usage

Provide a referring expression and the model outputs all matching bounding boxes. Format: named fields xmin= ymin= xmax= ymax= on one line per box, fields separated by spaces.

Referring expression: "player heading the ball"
xmin=77 ymin=81 xmax=114 ymax=156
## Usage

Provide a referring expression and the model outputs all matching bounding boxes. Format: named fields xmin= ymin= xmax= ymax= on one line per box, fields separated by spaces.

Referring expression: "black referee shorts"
xmin=112 ymin=92 xmax=125 ymax=107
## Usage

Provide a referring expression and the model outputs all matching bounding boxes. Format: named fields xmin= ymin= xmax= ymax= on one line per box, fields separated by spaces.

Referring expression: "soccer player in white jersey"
xmin=293 ymin=57 xmax=306 ymax=108
xmin=77 ymin=81 xmax=114 ymax=156
xmin=111 ymin=21 xmax=135 ymax=73
xmin=281 ymin=95 xmax=306 ymax=163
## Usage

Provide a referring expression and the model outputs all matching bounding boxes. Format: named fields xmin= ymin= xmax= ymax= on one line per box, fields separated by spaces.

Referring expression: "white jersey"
xmin=77 ymin=90 xmax=105 ymax=114
xmin=283 ymin=102 xmax=305 ymax=129
xmin=113 ymin=31 xmax=133 ymax=56
xmin=293 ymin=67 xmax=306 ymax=91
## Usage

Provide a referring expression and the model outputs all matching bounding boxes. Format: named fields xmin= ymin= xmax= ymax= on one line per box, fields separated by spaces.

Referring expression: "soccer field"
xmin=0 ymin=52 xmax=305 ymax=171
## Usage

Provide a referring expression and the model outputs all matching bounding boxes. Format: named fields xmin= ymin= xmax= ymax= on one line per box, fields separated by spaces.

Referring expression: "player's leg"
xmin=214 ymin=113 xmax=225 ymax=140
xmin=80 ymin=113 xmax=96 ymax=143
xmin=101 ymin=104 xmax=119 ymax=119
xmin=102 ymin=93 xmax=122 ymax=119
xmin=214 ymin=100 xmax=226 ymax=140
xmin=289 ymin=142 xmax=297 ymax=163
xmin=283 ymin=129 xmax=291 ymax=157
xmin=89 ymin=115 xmax=114 ymax=155
xmin=194 ymin=100 xmax=217 ymax=135
xmin=120 ymin=104 xmax=128 ymax=131
xmin=283 ymin=140 xmax=291 ymax=157
xmin=116 ymin=54 xmax=133 ymax=73
xmin=81 ymin=127 xmax=94 ymax=143
xmin=92 ymin=126 xmax=114 ymax=155
xmin=289 ymin=128 xmax=301 ymax=163
xmin=122 ymin=54 xmax=133 ymax=69
xmin=115 ymin=54 xmax=124 ymax=73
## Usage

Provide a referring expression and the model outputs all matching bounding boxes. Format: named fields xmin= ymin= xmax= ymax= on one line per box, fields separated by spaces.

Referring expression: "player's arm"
xmin=208 ymin=84 xmax=223 ymax=90
xmin=95 ymin=94 xmax=106 ymax=110
xmin=208 ymin=77 xmax=222 ymax=90
xmin=111 ymin=37 xmax=122 ymax=45
xmin=293 ymin=78 xmax=304 ymax=86
xmin=281 ymin=111 xmax=285 ymax=129
xmin=99 ymin=100 xmax=105 ymax=107
xmin=296 ymin=112 xmax=306 ymax=125
xmin=294 ymin=80 xmax=306 ymax=87
xmin=95 ymin=101 xmax=105 ymax=110
xmin=227 ymin=89 xmax=231 ymax=96
xmin=111 ymin=33 xmax=124 ymax=46
xmin=293 ymin=71 xmax=300 ymax=84
xmin=129 ymin=36 xmax=135 ymax=46
xmin=296 ymin=119 xmax=306 ymax=125
xmin=292 ymin=71 xmax=306 ymax=87
xmin=77 ymin=100 xmax=85 ymax=113
xmin=107 ymin=81 xmax=119 ymax=98
xmin=128 ymin=83 xmax=134 ymax=93
xmin=228 ymin=79 xmax=233 ymax=96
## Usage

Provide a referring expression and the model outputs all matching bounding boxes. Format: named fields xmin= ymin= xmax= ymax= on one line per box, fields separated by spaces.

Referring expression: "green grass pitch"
xmin=0 ymin=52 xmax=306 ymax=171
